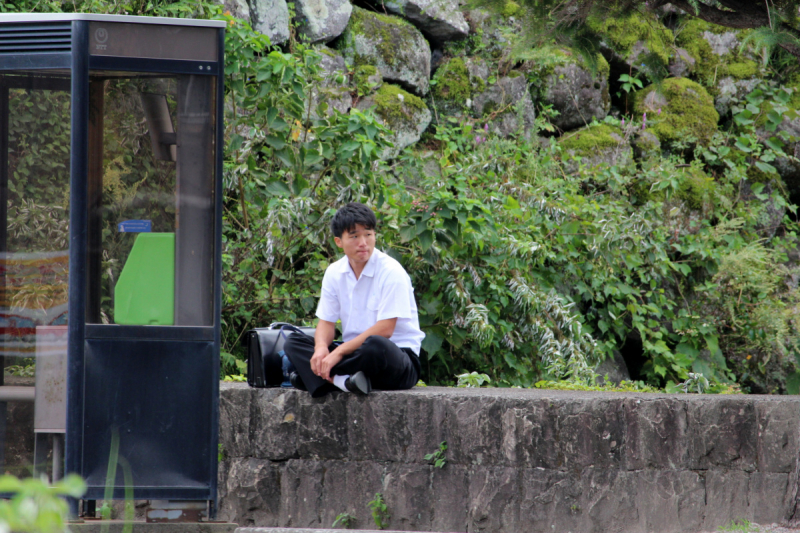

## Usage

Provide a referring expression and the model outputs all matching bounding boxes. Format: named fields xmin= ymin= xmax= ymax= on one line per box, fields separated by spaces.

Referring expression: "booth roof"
xmin=0 ymin=13 xmax=226 ymax=28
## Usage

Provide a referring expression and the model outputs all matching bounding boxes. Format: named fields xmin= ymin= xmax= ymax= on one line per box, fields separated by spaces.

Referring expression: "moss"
xmin=677 ymin=167 xmax=715 ymax=210
xmin=634 ymin=78 xmax=719 ymax=146
xmin=747 ymin=165 xmax=781 ymax=184
xmin=373 ymin=83 xmax=427 ymax=128
xmin=587 ymin=12 xmax=673 ymax=64
xmin=355 ymin=64 xmax=380 ymax=94
xmin=502 ymin=0 xmax=520 ymax=18
xmin=559 ymin=123 xmax=624 ymax=157
xmin=676 ymin=19 xmax=761 ymax=90
xmin=343 ymin=7 xmax=420 ymax=69
xmin=433 ymin=57 xmax=472 ymax=102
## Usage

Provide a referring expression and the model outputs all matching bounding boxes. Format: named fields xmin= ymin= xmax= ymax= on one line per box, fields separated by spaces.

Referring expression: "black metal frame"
xmin=0 ymin=16 xmax=224 ymax=515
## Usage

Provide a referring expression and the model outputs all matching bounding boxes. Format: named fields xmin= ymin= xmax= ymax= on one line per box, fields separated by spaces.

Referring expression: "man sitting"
xmin=284 ymin=202 xmax=424 ymax=397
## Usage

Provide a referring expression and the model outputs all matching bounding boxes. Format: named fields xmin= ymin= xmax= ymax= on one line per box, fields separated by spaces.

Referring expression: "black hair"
xmin=330 ymin=202 xmax=377 ymax=238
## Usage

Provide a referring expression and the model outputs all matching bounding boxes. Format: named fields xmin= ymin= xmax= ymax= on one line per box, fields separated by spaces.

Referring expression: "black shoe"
xmin=289 ymin=372 xmax=307 ymax=391
xmin=344 ymin=371 xmax=372 ymax=395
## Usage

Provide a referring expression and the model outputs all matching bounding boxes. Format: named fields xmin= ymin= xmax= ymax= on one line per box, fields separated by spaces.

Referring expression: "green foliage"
xmin=534 ymin=379 xmax=660 ymax=393
xmin=718 ymin=518 xmax=757 ymax=533
xmin=4 ymin=364 xmax=35 ymax=377
xmin=456 ymin=372 xmax=491 ymax=387
xmin=424 ymin=441 xmax=448 ymax=468
xmin=0 ymin=474 xmax=86 ymax=533
xmin=367 ymin=493 xmax=389 ymax=530
xmin=332 ymin=512 xmax=356 ymax=529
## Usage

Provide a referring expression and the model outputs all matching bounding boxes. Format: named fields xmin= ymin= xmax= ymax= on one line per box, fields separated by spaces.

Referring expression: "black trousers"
xmin=284 ymin=332 xmax=421 ymax=397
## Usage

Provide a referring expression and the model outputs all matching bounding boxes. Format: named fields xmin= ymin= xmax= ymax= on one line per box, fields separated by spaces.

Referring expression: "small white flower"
xmin=466 ymin=98 xmax=472 ymax=107
xmin=397 ymin=94 xmax=404 ymax=102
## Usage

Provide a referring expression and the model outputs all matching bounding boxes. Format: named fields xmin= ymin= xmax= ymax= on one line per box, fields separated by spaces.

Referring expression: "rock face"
xmin=248 ymin=0 xmax=290 ymax=45
xmin=294 ymin=0 xmax=352 ymax=43
xmin=338 ymin=7 xmax=432 ymax=96
xmin=472 ymin=75 xmax=536 ymax=138
xmin=356 ymin=84 xmax=432 ymax=157
xmin=715 ymin=77 xmax=760 ymax=117
xmin=218 ymin=384 xmax=800 ymax=532
xmin=538 ymin=54 xmax=610 ymax=131
xmin=218 ymin=0 xmax=251 ymax=22
xmin=381 ymin=0 xmax=469 ymax=42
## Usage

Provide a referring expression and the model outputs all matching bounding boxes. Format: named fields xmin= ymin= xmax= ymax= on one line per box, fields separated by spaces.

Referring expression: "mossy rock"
xmin=529 ymin=47 xmax=610 ymax=132
xmin=675 ymin=18 xmax=763 ymax=94
xmin=356 ymin=83 xmax=432 ymax=158
xmin=587 ymin=11 xmax=673 ymax=66
xmin=559 ymin=123 xmax=633 ymax=173
xmin=432 ymin=57 xmax=472 ymax=103
xmin=338 ymin=6 xmax=431 ymax=95
xmin=634 ymin=78 xmax=719 ymax=146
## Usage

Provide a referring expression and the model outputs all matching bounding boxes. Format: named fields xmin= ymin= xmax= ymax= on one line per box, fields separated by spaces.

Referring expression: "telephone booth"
xmin=0 ymin=14 xmax=225 ymax=516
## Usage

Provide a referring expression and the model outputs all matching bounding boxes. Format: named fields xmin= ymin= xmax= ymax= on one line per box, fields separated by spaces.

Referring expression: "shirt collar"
xmin=336 ymin=248 xmax=382 ymax=278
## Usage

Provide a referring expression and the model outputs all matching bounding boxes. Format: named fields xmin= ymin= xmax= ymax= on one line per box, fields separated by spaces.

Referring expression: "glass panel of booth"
xmin=0 ymin=73 xmax=71 ymax=479
xmin=86 ymin=71 xmax=216 ymax=328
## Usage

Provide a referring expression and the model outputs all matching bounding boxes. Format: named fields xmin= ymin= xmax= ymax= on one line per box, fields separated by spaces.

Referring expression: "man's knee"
xmin=284 ymin=331 xmax=313 ymax=354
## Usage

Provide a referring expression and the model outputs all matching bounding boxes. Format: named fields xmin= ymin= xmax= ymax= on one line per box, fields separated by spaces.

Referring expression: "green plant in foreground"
xmin=456 ymin=372 xmax=491 ymax=388
xmin=718 ymin=518 xmax=757 ymax=533
xmin=424 ymin=441 xmax=448 ymax=468
xmin=367 ymin=493 xmax=389 ymax=530
xmin=332 ymin=512 xmax=356 ymax=529
xmin=0 ymin=474 xmax=86 ymax=533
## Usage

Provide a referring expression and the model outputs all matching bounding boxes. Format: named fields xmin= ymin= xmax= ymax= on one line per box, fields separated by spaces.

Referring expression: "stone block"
xmin=624 ymin=398 xmax=689 ymax=470
xmin=318 ymin=460 xmax=384 ymax=529
xmin=757 ymin=400 xmax=800 ymax=473
xmin=499 ymin=399 xmax=559 ymax=469
xmin=251 ymin=389 xmax=298 ymax=460
xmin=278 ymin=459 xmax=326 ymax=528
xmin=430 ymin=464 xmax=469 ymax=531
xmin=466 ymin=466 xmax=520 ymax=533
xmin=382 ymin=463 xmax=433 ymax=530
xmin=296 ymin=392 xmax=348 ymax=459
xmin=749 ymin=472 xmax=793 ymax=525
xmin=219 ymin=385 xmax=255 ymax=458
xmin=688 ymin=398 xmax=757 ymax=471
xmin=634 ymin=469 xmax=704 ymax=533
xmin=444 ymin=396 xmax=511 ymax=467
xmin=555 ymin=398 xmax=625 ymax=469
xmin=579 ymin=468 xmax=639 ymax=533
xmin=217 ymin=457 xmax=280 ymax=527
xmin=519 ymin=468 xmax=584 ymax=533
xmin=702 ymin=470 xmax=751 ymax=529
xmin=403 ymin=393 xmax=450 ymax=465
xmin=347 ymin=392 xmax=413 ymax=462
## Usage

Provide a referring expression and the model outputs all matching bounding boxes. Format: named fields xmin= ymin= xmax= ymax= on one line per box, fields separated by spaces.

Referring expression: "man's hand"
xmin=310 ymin=345 xmax=330 ymax=377
xmin=318 ymin=349 xmax=344 ymax=382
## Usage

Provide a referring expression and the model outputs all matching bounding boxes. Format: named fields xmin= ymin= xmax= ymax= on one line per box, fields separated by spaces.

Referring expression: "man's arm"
xmin=317 ymin=318 xmax=397 ymax=381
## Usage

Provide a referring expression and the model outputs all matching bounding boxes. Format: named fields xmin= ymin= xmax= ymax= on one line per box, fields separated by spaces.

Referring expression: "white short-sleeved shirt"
xmin=316 ymin=248 xmax=425 ymax=355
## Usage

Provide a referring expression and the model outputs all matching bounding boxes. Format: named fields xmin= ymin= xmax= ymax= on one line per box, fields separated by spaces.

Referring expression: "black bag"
xmin=246 ymin=322 xmax=315 ymax=388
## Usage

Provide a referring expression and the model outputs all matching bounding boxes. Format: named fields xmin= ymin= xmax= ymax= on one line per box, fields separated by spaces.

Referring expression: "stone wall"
xmin=218 ymin=383 xmax=800 ymax=532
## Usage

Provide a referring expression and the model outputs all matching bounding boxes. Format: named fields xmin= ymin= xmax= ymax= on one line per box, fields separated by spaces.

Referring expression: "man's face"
xmin=334 ymin=224 xmax=376 ymax=268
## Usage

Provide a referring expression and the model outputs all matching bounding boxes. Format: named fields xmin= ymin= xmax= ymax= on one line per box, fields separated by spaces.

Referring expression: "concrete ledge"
xmin=68 ymin=522 xmax=238 ymax=533
xmin=218 ymin=384 xmax=800 ymax=533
